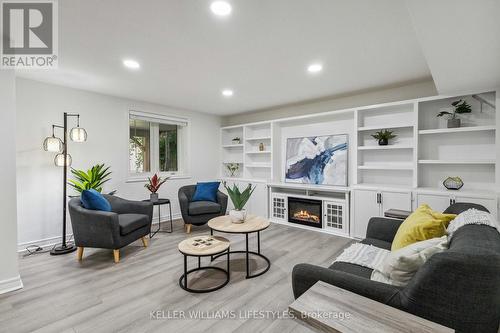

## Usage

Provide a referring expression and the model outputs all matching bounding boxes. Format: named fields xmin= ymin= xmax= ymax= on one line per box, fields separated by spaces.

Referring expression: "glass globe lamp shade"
xmin=43 ymin=136 xmax=63 ymax=152
xmin=70 ymin=127 xmax=87 ymax=142
xmin=54 ymin=153 xmax=72 ymax=167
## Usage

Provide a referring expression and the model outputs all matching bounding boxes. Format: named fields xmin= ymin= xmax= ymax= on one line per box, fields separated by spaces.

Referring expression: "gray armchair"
xmin=178 ymin=185 xmax=228 ymax=233
xmin=292 ymin=203 xmax=500 ymax=333
xmin=68 ymin=195 xmax=153 ymax=263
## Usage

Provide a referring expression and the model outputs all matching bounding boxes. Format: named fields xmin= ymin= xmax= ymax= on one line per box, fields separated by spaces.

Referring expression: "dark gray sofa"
xmin=292 ymin=203 xmax=500 ymax=333
xmin=178 ymin=185 xmax=228 ymax=233
xmin=68 ymin=195 xmax=153 ymax=263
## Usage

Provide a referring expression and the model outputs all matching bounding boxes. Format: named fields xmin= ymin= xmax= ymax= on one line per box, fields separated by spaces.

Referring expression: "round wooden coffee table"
xmin=178 ymin=235 xmax=230 ymax=293
xmin=208 ymin=215 xmax=270 ymax=279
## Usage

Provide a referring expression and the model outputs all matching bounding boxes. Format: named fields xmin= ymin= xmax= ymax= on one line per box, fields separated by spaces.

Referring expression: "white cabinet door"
xmin=270 ymin=193 xmax=287 ymax=222
xmin=249 ymin=183 xmax=268 ymax=217
xmin=323 ymin=200 xmax=348 ymax=235
xmin=381 ymin=190 xmax=412 ymax=214
xmin=455 ymin=196 xmax=498 ymax=219
xmin=352 ymin=189 xmax=380 ymax=239
xmin=415 ymin=193 xmax=451 ymax=212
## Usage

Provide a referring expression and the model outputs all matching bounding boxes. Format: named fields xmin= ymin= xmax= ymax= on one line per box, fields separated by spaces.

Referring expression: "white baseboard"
xmin=0 ymin=275 xmax=23 ymax=295
xmin=17 ymin=213 xmax=183 ymax=252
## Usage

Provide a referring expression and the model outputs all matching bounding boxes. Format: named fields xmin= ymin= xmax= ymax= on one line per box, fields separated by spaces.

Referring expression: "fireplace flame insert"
xmin=288 ymin=197 xmax=322 ymax=228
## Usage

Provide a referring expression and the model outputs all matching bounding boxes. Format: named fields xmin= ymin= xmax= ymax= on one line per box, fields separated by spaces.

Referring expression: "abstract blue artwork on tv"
xmin=285 ymin=134 xmax=348 ymax=186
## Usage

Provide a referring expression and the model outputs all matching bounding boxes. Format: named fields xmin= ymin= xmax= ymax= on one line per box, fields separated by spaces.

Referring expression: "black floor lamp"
xmin=43 ymin=112 xmax=88 ymax=255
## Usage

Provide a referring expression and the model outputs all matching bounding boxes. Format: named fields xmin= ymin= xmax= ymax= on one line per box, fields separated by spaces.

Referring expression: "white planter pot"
xmin=229 ymin=209 xmax=247 ymax=223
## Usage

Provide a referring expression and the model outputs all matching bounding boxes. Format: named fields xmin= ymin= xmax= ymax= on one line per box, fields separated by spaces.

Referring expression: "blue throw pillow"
xmin=192 ymin=182 xmax=220 ymax=202
xmin=81 ymin=189 xmax=112 ymax=211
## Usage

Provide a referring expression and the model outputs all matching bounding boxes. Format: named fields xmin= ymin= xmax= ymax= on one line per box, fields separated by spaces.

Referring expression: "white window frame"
xmin=127 ymin=110 xmax=190 ymax=182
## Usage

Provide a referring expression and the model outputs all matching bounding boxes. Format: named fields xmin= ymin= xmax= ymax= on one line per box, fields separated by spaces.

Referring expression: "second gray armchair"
xmin=178 ymin=185 xmax=228 ymax=233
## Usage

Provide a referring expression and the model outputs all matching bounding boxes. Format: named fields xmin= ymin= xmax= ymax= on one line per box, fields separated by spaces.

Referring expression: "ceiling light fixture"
xmin=123 ymin=59 xmax=140 ymax=70
xmin=307 ymin=63 xmax=323 ymax=73
xmin=210 ymin=1 xmax=232 ymax=16
xmin=222 ymin=89 xmax=234 ymax=97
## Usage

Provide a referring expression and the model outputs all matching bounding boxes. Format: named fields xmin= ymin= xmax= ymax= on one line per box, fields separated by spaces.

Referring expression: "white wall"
xmin=16 ymin=78 xmax=221 ymax=249
xmin=222 ymin=79 xmax=437 ymax=125
xmin=0 ymin=71 xmax=22 ymax=293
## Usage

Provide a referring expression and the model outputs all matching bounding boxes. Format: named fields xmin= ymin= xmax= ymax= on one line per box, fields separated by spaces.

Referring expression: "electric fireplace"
xmin=288 ymin=197 xmax=322 ymax=228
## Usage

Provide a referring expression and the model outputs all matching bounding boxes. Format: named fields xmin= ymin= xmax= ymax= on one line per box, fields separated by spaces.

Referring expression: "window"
xmin=129 ymin=111 xmax=188 ymax=176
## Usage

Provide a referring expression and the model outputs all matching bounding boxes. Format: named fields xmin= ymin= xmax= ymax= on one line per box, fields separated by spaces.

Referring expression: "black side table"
xmin=142 ymin=198 xmax=173 ymax=237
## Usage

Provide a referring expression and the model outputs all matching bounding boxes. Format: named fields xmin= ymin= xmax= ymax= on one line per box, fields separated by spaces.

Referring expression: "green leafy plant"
xmin=437 ymin=99 xmax=472 ymax=119
xmin=371 ymin=129 xmax=397 ymax=141
xmin=69 ymin=164 xmax=112 ymax=193
xmin=223 ymin=182 xmax=255 ymax=211
xmin=226 ymin=163 xmax=240 ymax=177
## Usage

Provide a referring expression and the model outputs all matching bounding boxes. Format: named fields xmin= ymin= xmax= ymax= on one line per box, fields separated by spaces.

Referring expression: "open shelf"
xmin=358 ymin=124 xmax=413 ymax=132
xmin=358 ymin=164 xmax=413 ymax=170
xmin=357 ymin=145 xmax=413 ymax=150
xmin=246 ymin=136 xmax=272 ymax=141
xmin=246 ymin=151 xmax=271 ymax=154
xmin=246 ymin=163 xmax=272 ymax=168
xmin=419 ymin=125 xmax=496 ymax=135
xmin=418 ymin=159 xmax=495 ymax=165
xmin=222 ymin=144 xmax=244 ymax=148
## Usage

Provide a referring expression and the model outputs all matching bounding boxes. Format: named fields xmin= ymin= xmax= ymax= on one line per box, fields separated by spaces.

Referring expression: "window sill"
xmin=126 ymin=174 xmax=192 ymax=183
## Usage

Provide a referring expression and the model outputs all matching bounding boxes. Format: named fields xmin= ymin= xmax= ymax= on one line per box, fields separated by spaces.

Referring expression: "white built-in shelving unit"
xmin=220 ymin=90 xmax=498 ymax=238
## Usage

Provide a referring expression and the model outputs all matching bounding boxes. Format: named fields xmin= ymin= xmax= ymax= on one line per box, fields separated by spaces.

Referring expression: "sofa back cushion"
xmin=391 ymin=204 xmax=456 ymax=251
xmin=81 ymin=189 xmax=112 ymax=212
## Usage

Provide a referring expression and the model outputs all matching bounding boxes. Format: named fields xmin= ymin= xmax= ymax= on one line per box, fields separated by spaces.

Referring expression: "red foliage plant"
xmin=144 ymin=174 xmax=168 ymax=193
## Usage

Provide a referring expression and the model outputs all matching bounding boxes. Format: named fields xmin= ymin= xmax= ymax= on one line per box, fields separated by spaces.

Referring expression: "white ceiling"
xmin=16 ymin=1 xmax=499 ymax=115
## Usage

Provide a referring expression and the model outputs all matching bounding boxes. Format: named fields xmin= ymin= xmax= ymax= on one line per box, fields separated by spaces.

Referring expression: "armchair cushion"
xmin=188 ymin=201 xmax=221 ymax=216
xmin=118 ymin=213 xmax=150 ymax=236
xmin=192 ymin=182 xmax=220 ymax=202
xmin=81 ymin=189 xmax=111 ymax=212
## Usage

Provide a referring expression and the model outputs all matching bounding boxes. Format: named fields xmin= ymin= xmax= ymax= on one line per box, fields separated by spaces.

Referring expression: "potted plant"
xmin=231 ymin=137 xmax=241 ymax=144
xmin=223 ymin=182 xmax=255 ymax=223
xmin=69 ymin=164 xmax=112 ymax=194
xmin=226 ymin=163 xmax=240 ymax=177
xmin=437 ymin=99 xmax=472 ymax=128
xmin=145 ymin=174 xmax=168 ymax=202
xmin=371 ymin=129 xmax=397 ymax=146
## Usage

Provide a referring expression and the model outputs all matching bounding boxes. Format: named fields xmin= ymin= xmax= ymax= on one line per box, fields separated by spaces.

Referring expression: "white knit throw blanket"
xmin=447 ymin=208 xmax=500 ymax=237
xmin=333 ymin=243 xmax=390 ymax=269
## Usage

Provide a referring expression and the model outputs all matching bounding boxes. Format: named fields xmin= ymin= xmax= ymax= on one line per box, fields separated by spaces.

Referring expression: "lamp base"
xmin=50 ymin=244 xmax=77 ymax=255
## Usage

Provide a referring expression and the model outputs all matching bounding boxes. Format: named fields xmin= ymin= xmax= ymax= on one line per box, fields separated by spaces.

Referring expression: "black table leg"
xmin=245 ymin=234 xmax=249 ymax=278
xmin=150 ymin=206 xmax=161 ymax=238
xmin=257 ymin=231 xmax=261 ymax=254
xmin=198 ymin=257 xmax=201 ymax=268
xmin=184 ymin=255 xmax=188 ymax=289
xmin=168 ymin=202 xmax=173 ymax=233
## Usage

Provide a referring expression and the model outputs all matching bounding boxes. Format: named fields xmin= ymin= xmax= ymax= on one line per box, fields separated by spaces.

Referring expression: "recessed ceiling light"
xmin=210 ymin=1 xmax=232 ymax=16
xmin=307 ymin=63 xmax=323 ymax=73
xmin=123 ymin=59 xmax=140 ymax=69
xmin=222 ymin=89 xmax=234 ymax=97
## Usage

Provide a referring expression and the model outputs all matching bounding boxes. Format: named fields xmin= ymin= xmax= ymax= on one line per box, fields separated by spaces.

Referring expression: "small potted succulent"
xmin=437 ymin=99 xmax=472 ymax=128
xmin=231 ymin=137 xmax=241 ymax=144
xmin=145 ymin=174 xmax=168 ymax=202
xmin=371 ymin=129 xmax=397 ymax=146
xmin=223 ymin=182 xmax=255 ymax=223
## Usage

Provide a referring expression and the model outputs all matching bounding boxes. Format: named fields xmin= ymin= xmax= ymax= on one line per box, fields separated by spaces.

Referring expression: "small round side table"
xmin=178 ymin=235 xmax=230 ymax=293
xmin=142 ymin=198 xmax=173 ymax=237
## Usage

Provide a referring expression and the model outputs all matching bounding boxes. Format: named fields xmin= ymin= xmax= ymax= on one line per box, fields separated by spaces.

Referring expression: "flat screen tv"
xmin=285 ymin=134 xmax=348 ymax=186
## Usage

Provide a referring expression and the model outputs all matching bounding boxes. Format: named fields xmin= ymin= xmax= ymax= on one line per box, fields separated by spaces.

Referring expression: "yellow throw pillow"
xmin=391 ymin=204 xmax=456 ymax=251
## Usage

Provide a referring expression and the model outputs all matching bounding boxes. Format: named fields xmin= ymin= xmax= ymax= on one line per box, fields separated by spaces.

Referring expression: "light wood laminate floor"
xmin=0 ymin=221 xmax=353 ymax=333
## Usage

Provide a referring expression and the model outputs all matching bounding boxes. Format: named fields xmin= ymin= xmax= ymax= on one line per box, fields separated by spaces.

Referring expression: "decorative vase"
xmin=447 ymin=118 xmax=460 ymax=128
xmin=259 ymin=143 xmax=265 ymax=151
xmin=443 ymin=177 xmax=464 ymax=190
xmin=150 ymin=193 xmax=159 ymax=202
xmin=232 ymin=139 xmax=240 ymax=144
xmin=378 ymin=138 xmax=388 ymax=146
xmin=229 ymin=209 xmax=246 ymax=223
